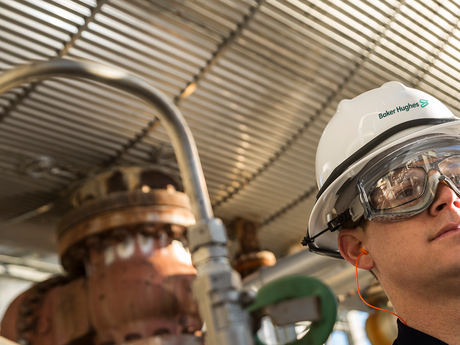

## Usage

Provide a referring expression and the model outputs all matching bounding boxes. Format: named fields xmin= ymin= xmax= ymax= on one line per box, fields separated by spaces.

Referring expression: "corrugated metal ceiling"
xmin=2 ymin=0 xmax=460 ymax=262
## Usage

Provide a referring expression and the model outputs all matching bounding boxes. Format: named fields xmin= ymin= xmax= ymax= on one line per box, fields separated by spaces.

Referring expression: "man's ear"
xmin=338 ymin=229 xmax=375 ymax=270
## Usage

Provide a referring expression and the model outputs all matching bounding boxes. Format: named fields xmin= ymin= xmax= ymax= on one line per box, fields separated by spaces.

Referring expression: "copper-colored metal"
xmin=233 ymin=251 xmax=277 ymax=278
xmin=74 ymin=167 xmax=201 ymax=344
xmin=62 ymin=189 xmax=194 ymax=229
xmin=231 ymin=218 xmax=276 ymax=278
xmin=70 ymin=166 xmax=184 ymax=208
xmin=0 ymin=275 xmax=89 ymax=345
xmin=59 ymin=206 xmax=191 ymax=257
xmin=56 ymin=168 xmax=195 ymax=274
xmin=0 ymin=336 xmax=20 ymax=345
xmin=1 ymin=290 xmax=25 ymax=342
xmin=53 ymin=278 xmax=92 ymax=345
xmin=87 ymin=233 xmax=200 ymax=345
xmin=1 ymin=167 xmax=203 ymax=345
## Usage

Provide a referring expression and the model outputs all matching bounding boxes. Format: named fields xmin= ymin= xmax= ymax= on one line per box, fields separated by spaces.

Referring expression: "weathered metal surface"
xmin=230 ymin=218 xmax=276 ymax=278
xmin=58 ymin=201 xmax=194 ymax=263
xmin=0 ymin=275 xmax=78 ymax=345
xmin=233 ymin=250 xmax=276 ymax=278
xmin=0 ymin=290 xmax=25 ymax=342
xmin=70 ymin=167 xmax=184 ymax=207
xmin=57 ymin=167 xmax=195 ymax=274
xmin=53 ymin=278 xmax=92 ymax=345
xmin=1 ymin=166 xmax=203 ymax=345
xmin=86 ymin=234 xmax=201 ymax=345
xmin=71 ymin=167 xmax=202 ymax=344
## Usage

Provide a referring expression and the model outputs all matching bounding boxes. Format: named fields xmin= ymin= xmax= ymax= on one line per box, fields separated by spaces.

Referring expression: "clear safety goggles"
xmin=349 ymin=135 xmax=460 ymax=223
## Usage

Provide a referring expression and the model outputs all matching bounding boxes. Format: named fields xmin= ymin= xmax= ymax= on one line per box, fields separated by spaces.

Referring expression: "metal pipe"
xmin=0 ymin=202 xmax=55 ymax=230
xmin=0 ymin=59 xmax=253 ymax=345
xmin=242 ymin=248 xmax=376 ymax=304
xmin=242 ymin=248 xmax=334 ymax=291
xmin=0 ymin=59 xmax=213 ymax=223
xmin=0 ymin=254 xmax=63 ymax=274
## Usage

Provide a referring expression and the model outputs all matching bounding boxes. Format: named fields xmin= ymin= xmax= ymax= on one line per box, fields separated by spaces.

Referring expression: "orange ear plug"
xmin=356 ymin=248 xmax=407 ymax=325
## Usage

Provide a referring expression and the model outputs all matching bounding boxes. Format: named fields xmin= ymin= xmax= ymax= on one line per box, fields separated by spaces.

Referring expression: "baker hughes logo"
xmin=378 ymin=99 xmax=429 ymax=119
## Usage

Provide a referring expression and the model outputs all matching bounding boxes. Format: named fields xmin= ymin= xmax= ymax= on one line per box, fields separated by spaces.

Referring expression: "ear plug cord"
xmin=356 ymin=248 xmax=407 ymax=325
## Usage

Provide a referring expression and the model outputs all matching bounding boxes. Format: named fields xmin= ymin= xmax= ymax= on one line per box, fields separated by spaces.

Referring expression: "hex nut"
xmin=193 ymin=268 xmax=242 ymax=294
xmin=192 ymin=245 xmax=228 ymax=266
xmin=188 ymin=218 xmax=228 ymax=252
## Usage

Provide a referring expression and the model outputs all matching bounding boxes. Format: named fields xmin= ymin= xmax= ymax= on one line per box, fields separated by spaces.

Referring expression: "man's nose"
xmin=428 ymin=179 xmax=460 ymax=215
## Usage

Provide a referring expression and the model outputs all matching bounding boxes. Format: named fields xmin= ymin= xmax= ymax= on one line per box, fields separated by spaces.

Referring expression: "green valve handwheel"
xmin=246 ymin=275 xmax=337 ymax=345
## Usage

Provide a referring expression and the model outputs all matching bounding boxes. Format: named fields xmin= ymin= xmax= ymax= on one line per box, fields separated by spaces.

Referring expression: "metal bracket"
xmin=246 ymin=275 xmax=337 ymax=345
xmin=252 ymin=296 xmax=321 ymax=327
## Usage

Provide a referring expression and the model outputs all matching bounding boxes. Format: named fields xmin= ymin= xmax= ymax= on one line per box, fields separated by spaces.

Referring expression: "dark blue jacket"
xmin=393 ymin=319 xmax=448 ymax=345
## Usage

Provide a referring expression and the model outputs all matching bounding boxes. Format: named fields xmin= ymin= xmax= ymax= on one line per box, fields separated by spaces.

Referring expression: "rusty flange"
xmin=56 ymin=167 xmax=195 ymax=275
xmin=58 ymin=189 xmax=195 ymax=259
xmin=70 ymin=166 xmax=183 ymax=207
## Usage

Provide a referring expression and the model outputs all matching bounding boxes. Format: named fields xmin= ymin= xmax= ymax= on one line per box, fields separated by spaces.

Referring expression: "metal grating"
xmin=2 ymin=0 xmax=460 ymax=260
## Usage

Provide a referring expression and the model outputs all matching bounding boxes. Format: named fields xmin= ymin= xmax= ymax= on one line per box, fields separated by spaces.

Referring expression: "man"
xmin=304 ymin=81 xmax=460 ymax=344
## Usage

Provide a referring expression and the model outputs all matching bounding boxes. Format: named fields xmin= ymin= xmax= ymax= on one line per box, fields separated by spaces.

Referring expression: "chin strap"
xmin=302 ymin=210 xmax=352 ymax=246
xmin=356 ymin=248 xmax=407 ymax=326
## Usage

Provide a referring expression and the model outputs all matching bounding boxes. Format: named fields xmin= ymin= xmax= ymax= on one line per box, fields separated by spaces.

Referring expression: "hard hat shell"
xmin=308 ymin=81 xmax=460 ymax=257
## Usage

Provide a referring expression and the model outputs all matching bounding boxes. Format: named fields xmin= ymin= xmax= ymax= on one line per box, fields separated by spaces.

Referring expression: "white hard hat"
xmin=305 ymin=81 xmax=460 ymax=258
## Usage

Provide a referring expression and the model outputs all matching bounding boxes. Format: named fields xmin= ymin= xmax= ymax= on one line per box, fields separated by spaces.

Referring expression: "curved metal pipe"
xmin=0 ymin=59 xmax=213 ymax=223
xmin=0 ymin=60 xmax=257 ymax=345
xmin=243 ymin=249 xmax=335 ymax=291
xmin=243 ymin=248 xmax=376 ymax=312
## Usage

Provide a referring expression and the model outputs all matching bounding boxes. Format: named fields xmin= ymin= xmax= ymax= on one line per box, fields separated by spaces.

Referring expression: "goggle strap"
xmin=349 ymin=195 xmax=365 ymax=221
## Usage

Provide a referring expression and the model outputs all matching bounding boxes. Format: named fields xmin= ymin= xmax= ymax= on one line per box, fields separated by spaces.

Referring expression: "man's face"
xmin=362 ymin=182 xmax=460 ymax=294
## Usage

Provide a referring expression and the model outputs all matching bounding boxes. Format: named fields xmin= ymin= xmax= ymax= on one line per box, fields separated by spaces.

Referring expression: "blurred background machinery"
xmin=229 ymin=218 xmax=276 ymax=278
xmin=1 ymin=166 xmax=203 ymax=345
xmin=1 ymin=0 xmax=456 ymax=343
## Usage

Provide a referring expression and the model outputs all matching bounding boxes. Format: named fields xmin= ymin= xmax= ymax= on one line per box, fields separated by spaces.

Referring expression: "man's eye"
xmin=448 ymin=173 xmax=460 ymax=186
xmin=395 ymin=188 xmax=414 ymax=199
